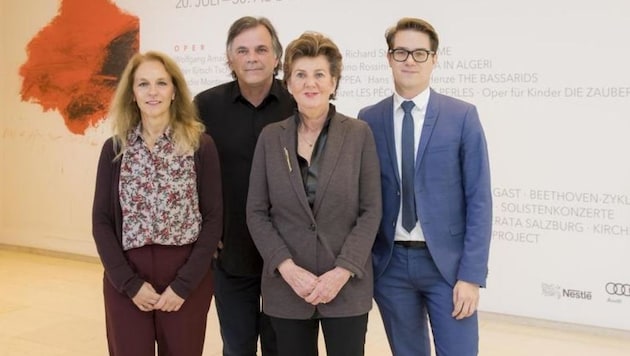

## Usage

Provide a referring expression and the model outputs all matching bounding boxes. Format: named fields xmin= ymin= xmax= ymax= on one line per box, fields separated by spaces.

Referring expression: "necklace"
xmin=298 ymin=119 xmax=323 ymax=148
xmin=299 ymin=134 xmax=315 ymax=147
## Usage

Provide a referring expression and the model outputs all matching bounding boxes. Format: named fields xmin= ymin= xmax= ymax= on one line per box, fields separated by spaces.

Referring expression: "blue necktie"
xmin=401 ymin=100 xmax=417 ymax=232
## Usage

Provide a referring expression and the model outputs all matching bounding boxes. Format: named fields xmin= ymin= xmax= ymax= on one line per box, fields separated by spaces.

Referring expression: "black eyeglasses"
xmin=388 ymin=48 xmax=435 ymax=63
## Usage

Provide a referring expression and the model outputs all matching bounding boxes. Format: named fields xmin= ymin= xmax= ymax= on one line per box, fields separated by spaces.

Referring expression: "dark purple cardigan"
xmin=92 ymin=133 xmax=222 ymax=299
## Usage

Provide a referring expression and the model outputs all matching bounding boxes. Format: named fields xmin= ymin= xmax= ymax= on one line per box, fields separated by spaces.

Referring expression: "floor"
xmin=1 ymin=247 xmax=629 ymax=356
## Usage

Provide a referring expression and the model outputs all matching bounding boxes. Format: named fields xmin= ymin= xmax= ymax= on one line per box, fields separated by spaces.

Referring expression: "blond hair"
xmin=109 ymin=51 xmax=204 ymax=158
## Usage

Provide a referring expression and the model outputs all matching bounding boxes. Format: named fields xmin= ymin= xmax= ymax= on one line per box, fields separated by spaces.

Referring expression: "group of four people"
xmin=92 ymin=15 xmax=492 ymax=356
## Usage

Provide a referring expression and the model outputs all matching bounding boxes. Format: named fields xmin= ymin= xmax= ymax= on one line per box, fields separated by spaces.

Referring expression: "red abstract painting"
xmin=19 ymin=0 xmax=139 ymax=134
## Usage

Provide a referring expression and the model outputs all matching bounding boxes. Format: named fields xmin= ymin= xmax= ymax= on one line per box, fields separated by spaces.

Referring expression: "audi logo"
xmin=605 ymin=282 xmax=630 ymax=296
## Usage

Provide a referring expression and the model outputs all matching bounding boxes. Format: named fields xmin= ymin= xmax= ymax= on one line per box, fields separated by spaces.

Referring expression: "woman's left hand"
xmin=305 ymin=267 xmax=353 ymax=305
xmin=154 ymin=286 xmax=185 ymax=312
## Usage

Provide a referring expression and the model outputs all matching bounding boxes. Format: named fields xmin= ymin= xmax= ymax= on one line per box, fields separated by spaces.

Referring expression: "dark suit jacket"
xmin=246 ymin=111 xmax=382 ymax=319
xmin=359 ymin=89 xmax=492 ymax=287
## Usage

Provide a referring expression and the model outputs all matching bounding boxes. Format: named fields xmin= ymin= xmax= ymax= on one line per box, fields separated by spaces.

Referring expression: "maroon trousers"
xmin=103 ymin=244 xmax=213 ymax=356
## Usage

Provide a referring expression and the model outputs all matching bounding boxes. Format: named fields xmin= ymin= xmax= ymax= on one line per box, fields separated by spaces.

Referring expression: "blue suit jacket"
xmin=358 ymin=89 xmax=492 ymax=287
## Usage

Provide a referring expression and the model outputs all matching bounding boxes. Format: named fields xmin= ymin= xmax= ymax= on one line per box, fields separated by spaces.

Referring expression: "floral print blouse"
xmin=119 ymin=125 xmax=201 ymax=251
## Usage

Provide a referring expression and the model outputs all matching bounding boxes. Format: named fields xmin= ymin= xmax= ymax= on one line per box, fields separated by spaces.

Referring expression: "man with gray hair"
xmin=194 ymin=16 xmax=295 ymax=356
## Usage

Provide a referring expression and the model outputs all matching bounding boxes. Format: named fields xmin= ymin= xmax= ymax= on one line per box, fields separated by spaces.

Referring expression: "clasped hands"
xmin=278 ymin=259 xmax=352 ymax=306
xmin=132 ymin=283 xmax=184 ymax=313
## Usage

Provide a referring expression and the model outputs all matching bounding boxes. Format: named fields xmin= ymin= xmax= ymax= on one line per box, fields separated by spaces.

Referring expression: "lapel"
xmin=415 ymin=89 xmax=439 ymax=172
xmin=279 ymin=116 xmax=315 ymax=219
xmin=312 ymin=114 xmax=347 ymax=216
xmin=382 ymin=96 xmax=401 ymax=187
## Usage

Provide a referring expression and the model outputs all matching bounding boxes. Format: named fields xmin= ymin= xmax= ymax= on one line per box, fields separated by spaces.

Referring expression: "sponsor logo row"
xmin=541 ymin=282 xmax=629 ymax=303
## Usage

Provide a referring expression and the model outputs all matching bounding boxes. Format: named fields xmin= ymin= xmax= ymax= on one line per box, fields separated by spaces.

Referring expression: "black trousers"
xmin=214 ymin=264 xmax=277 ymax=356
xmin=269 ymin=313 xmax=369 ymax=356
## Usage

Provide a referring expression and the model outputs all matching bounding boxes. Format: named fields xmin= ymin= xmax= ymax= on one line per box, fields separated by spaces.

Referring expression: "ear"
xmin=226 ymin=52 xmax=234 ymax=71
xmin=387 ymin=52 xmax=395 ymax=69
xmin=431 ymin=52 xmax=438 ymax=65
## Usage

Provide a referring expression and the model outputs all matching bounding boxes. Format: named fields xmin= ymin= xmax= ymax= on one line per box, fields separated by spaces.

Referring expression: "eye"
xmin=412 ymin=50 xmax=429 ymax=61
xmin=137 ymin=82 xmax=148 ymax=87
xmin=295 ymin=72 xmax=305 ymax=78
xmin=256 ymin=47 xmax=269 ymax=54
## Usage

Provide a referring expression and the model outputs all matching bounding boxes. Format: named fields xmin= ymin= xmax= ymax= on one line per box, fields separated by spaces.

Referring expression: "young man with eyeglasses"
xmin=358 ymin=17 xmax=492 ymax=356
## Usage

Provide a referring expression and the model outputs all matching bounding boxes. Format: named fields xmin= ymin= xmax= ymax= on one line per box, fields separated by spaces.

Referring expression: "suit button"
xmin=309 ymin=224 xmax=316 ymax=231
xmin=396 ymin=190 xmax=400 ymax=196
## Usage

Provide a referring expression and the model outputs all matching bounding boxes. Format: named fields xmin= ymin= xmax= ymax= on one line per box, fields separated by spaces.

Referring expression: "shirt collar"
xmin=293 ymin=103 xmax=336 ymax=129
xmin=127 ymin=123 xmax=173 ymax=144
xmin=394 ymin=87 xmax=431 ymax=112
xmin=231 ymin=78 xmax=282 ymax=104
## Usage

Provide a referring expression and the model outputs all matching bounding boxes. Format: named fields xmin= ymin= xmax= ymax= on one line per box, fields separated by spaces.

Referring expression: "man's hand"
xmin=452 ymin=280 xmax=480 ymax=320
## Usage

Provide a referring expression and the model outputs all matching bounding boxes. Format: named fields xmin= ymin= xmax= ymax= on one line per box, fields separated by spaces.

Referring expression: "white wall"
xmin=1 ymin=0 xmax=104 ymax=255
xmin=1 ymin=0 xmax=629 ymax=330
xmin=0 ymin=0 xmax=6 ymax=235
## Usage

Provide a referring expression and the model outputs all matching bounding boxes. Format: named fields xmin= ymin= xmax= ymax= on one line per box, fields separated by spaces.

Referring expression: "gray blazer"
xmin=246 ymin=111 xmax=382 ymax=319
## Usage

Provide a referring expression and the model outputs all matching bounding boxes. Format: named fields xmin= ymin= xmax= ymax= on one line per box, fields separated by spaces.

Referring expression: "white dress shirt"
xmin=393 ymin=88 xmax=431 ymax=242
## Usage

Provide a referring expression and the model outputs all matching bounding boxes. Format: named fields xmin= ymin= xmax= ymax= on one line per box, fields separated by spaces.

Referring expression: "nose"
xmin=305 ymin=74 xmax=316 ymax=87
xmin=246 ymin=51 xmax=259 ymax=63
